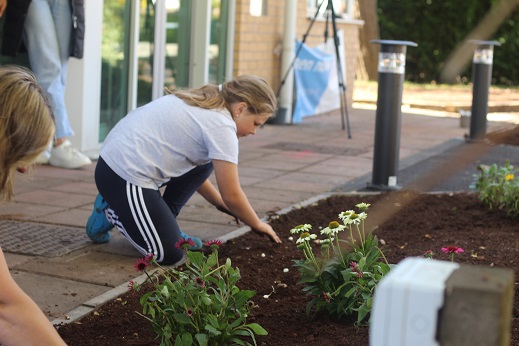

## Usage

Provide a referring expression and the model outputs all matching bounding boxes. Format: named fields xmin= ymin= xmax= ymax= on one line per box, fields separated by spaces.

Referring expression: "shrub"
xmin=132 ymin=240 xmax=267 ymax=346
xmin=472 ymin=160 xmax=519 ymax=218
xmin=290 ymin=202 xmax=393 ymax=325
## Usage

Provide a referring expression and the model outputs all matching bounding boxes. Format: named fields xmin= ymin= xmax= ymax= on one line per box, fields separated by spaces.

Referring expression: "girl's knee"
xmin=157 ymin=248 xmax=184 ymax=266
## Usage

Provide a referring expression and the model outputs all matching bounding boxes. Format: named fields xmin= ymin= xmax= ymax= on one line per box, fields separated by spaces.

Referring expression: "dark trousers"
xmin=95 ymin=157 xmax=213 ymax=264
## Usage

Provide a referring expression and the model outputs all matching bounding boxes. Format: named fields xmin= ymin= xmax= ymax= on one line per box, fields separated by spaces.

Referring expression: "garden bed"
xmin=56 ymin=191 xmax=518 ymax=345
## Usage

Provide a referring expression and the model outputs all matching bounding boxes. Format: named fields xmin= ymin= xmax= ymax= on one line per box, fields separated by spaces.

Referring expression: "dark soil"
xmin=56 ymin=125 xmax=519 ymax=346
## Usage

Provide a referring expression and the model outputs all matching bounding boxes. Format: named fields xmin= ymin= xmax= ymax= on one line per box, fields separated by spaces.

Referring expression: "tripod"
xmin=276 ymin=0 xmax=352 ymax=138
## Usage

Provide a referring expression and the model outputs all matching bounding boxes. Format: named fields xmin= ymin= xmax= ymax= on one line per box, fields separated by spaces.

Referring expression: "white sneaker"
xmin=49 ymin=140 xmax=92 ymax=169
xmin=34 ymin=150 xmax=51 ymax=164
xmin=34 ymin=141 xmax=52 ymax=164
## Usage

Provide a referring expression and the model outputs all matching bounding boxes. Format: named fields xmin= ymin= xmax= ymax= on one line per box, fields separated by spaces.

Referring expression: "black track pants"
xmin=95 ymin=157 xmax=213 ymax=264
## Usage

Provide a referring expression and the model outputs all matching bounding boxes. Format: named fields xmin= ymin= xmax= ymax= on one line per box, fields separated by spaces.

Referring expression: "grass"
xmin=354 ymin=79 xmax=519 ymax=92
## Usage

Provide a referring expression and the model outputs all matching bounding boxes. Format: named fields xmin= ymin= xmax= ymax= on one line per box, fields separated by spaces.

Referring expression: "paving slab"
xmin=11 ymin=270 xmax=109 ymax=320
xmin=15 ymin=248 xmax=142 ymax=287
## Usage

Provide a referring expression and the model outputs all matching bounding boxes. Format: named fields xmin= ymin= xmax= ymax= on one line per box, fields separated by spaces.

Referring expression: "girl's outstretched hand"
xmin=250 ymin=222 xmax=281 ymax=243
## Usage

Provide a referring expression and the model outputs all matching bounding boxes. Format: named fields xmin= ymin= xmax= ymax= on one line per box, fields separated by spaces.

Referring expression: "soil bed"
xmin=56 ymin=191 xmax=519 ymax=346
xmin=56 ymin=125 xmax=519 ymax=345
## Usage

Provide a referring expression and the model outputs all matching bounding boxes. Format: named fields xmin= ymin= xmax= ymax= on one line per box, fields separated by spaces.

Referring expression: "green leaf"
xmin=244 ymin=323 xmax=268 ymax=335
xmin=228 ymin=337 xmax=248 ymax=346
xmin=160 ymin=285 xmax=170 ymax=299
xmin=173 ymin=313 xmax=192 ymax=324
xmin=204 ymin=324 xmax=222 ymax=336
xmin=194 ymin=334 xmax=209 ymax=346
xmin=345 ymin=286 xmax=356 ymax=298
xmin=181 ymin=332 xmax=193 ymax=345
xmin=187 ymin=251 xmax=204 ymax=267
xmin=234 ymin=290 xmax=256 ymax=306
xmin=201 ymin=295 xmax=212 ymax=305
xmin=206 ymin=251 xmax=218 ymax=267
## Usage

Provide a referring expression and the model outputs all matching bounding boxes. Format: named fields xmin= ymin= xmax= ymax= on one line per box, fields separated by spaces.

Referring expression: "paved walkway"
xmin=1 ymin=86 xmax=518 ymax=324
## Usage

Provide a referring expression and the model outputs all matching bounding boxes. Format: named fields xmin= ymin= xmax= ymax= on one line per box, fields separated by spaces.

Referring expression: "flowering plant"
xmin=441 ymin=245 xmax=464 ymax=262
xmin=423 ymin=246 xmax=465 ymax=262
xmin=132 ymin=239 xmax=267 ymax=346
xmin=290 ymin=202 xmax=393 ymax=325
xmin=472 ymin=160 xmax=519 ymax=218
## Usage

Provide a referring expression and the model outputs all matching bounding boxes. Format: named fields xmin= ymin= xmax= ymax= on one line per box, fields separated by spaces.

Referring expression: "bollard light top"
xmin=370 ymin=39 xmax=418 ymax=47
xmin=468 ymin=40 xmax=501 ymax=47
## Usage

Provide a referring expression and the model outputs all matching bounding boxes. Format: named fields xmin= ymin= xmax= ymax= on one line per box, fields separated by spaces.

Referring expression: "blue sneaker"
xmin=86 ymin=194 xmax=113 ymax=243
xmin=180 ymin=230 xmax=203 ymax=250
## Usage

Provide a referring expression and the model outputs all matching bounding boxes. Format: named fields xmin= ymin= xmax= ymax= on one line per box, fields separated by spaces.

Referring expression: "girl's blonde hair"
xmin=168 ymin=75 xmax=277 ymax=117
xmin=0 ymin=66 xmax=55 ymax=201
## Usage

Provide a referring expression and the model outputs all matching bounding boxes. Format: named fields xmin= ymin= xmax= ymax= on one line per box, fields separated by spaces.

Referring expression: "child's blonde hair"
xmin=0 ymin=66 xmax=55 ymax=201
xmin=169 ymin=75 xmax=277 ymax=117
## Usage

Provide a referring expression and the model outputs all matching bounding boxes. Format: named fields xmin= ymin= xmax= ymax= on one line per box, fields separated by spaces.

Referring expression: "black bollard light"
xmin=368 ymin=40 xmax=417 ymax=190
xmin=468 ymin=40 xmax=501 ymax=141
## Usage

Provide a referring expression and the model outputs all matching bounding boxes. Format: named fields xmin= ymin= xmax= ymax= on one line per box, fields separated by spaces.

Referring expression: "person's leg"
xmin=93 ymin=158 xmax=185 ymax=265
xmin=23 ymin=0 xmax=91 ymax=168
xmin=162 ymin=163 xmax=214 ymax=216
xmin=160 ymin=163 xmax=214 ymax=247
xmin=24 ymin=0 xmax=72 ymax=139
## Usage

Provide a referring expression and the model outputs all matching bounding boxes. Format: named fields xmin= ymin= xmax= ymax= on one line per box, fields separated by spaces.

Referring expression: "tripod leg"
xmin=328 ymin=0 xmax=352 ymax=138
xmin=276 ymin=0 xmax=327 ymax=97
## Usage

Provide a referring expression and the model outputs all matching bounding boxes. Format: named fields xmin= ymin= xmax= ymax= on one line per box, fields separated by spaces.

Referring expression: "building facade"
xmin=0 ymin=0 xmax=363 ymax=156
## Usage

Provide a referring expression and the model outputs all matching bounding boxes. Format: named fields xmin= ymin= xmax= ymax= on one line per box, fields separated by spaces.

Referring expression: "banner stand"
xmin=272 ymin=0 xmax=352 ymax=138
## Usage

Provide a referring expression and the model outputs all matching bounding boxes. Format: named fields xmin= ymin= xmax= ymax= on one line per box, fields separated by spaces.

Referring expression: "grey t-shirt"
xmin=100 ymin=94 xmax=238 ymax=190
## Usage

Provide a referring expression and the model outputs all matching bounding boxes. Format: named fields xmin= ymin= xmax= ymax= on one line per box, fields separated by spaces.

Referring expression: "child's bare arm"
xmin=212 ymin=160 xmax=281 ymax=243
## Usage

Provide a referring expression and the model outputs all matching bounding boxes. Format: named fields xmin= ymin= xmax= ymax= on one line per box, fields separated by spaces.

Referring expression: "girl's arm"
xmin=197 ymin=179 xmax=240 ymax=224
xmin=0 ymin=248 xmax=67 ymax=346
xmin=212 ymin=159 xmax=281 ymax=243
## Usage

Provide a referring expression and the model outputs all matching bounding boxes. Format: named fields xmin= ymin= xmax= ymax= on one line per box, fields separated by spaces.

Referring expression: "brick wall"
xmin=233 ymin=1 xmax=363 ymax=108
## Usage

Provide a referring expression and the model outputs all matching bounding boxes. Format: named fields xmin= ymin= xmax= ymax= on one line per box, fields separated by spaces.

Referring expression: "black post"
xmin=368 ymin=40 xmax=417 ymax=190
xmin=468 ymin=40 xmax=501 ymax=141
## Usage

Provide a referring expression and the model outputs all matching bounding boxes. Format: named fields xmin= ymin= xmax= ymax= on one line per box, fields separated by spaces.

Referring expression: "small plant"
xmin=290 ymin=202 xmax=393 ymax=325
xmin=472 ymin=160 xmax=519 ymax=218
xmin=441 ymin=245 xmax=464 ymax=262
xmin=132 ymin=239 xmax=267 ymax=346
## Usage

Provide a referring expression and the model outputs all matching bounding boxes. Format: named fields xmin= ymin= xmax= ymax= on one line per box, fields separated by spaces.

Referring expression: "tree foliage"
xmin=377 ymin=0 xmax=519 ymax=85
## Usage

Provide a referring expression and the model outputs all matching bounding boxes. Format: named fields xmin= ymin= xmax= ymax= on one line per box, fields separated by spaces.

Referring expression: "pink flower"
xmin=349 ymin=261 xmax=357 ymax=270
xmin=194 ymin=276 xmax=205 ymax=288
xmin=145 ymin=253 xmax=154 ymax=263
xmin=205 ymin=239 xmax=222 ymax=248
xmin=134 ymin=258 xmax=149 ymax=271
xmin=442 ymin=246 xmax=465 ymax=262
xmin=128 ymin=280 xmax=135 ymax=291
xmin=186 ymin=308 xmax=193 ymax=317
xmin=175 ymin=238 xmax=195 ymax=250
xmin=441 ymin=246 xmax=464 ymax=254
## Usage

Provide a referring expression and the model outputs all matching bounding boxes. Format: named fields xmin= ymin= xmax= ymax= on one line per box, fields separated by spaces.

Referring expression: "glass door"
xmin=99 ymin=0 xmax=231 ymax=141
xmin=209 ymin=0 xmax=229 ymax=85
xmin=99 ymin=1 xmax=132 ymax=141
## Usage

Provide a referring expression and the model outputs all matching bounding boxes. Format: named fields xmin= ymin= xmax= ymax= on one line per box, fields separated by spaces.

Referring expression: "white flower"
xmin=338 ymin=210 xmax=354 ymax=222
xmin=320 ymin=221 xmax=346 ymax=236
xmin=356 ymin=202 xmax=371 ymax=211
xmin=296 ymin=232 xmax=317 ymax=243
xmin=358 ymin=212 xmax=367 ymax=221
xmin=340 ymin=211 xmax=362 ymax=225
xmin=290 ymin=224 xmax=312 ymax=234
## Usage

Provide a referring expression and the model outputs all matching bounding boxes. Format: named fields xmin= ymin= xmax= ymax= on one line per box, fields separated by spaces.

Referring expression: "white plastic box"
xmin=370 ymin=257 xmax=459 ymax=346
